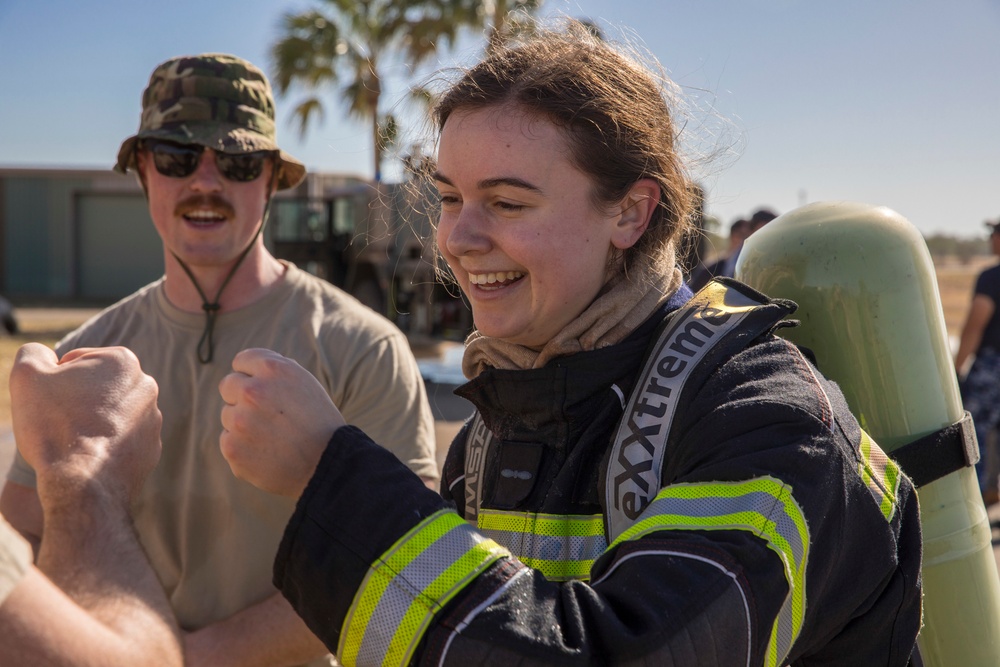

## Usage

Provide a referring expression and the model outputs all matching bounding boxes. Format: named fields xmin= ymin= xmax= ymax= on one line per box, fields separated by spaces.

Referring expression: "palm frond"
xmin=291 ymin=98 xmax=326 ymax=139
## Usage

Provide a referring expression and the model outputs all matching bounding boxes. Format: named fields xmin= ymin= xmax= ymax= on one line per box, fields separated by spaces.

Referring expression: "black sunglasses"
xmin=141 ymin=139 xmax=273 ymax=182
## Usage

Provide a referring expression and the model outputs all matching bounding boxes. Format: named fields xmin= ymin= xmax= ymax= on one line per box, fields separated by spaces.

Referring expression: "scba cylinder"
xmin=737 ymin=201 xmax=1000 ymax=666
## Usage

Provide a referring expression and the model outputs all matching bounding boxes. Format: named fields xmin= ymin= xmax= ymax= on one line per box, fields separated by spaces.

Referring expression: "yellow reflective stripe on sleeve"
xmin=477 ymin=510 xmax=607 ymax=582
xmin=858 ymin=430 xmax=901 ymax=522
xmin=339 ymin=509 xmax=509 ymax=667
xmin=606 ymin=477 xmax=808 ymax=667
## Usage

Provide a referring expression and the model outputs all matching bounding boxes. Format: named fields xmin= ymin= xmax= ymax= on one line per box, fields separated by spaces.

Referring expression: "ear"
xmin=134 ymin=150 xmax=150 ymax=195
xmin=610 ymin=178 xmax=660 ymax=250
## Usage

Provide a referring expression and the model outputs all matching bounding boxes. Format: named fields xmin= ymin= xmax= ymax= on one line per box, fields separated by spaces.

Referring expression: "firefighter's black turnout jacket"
xmin=273 ymin=280 xmax=922 ymax=666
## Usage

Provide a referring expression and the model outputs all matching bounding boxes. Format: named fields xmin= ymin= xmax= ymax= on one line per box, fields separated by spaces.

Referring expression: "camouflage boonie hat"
xmin=115 ymin=53 xmax=306 ymax=190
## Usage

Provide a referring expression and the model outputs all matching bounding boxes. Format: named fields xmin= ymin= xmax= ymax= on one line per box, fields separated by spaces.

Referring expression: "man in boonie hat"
xmin=1 ymin=53 xmax=438 ymax=667
xmin=113 ymin=52 xmax=308 ymax=362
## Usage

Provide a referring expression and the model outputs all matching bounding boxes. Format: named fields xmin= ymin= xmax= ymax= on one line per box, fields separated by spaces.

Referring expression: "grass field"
xmin=0 ymin=258 xmax=990 ymax=429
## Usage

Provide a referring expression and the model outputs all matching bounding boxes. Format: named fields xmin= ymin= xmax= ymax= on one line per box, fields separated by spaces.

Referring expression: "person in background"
xmin=955 ymin=218 xmax=1000 ymax=506
xmin=1 ymin=53 xmax=438 ymax=667
xmin=688 ymin=217 xmax=751 ymax=290
xmin=749 ymin=206 xmax=778 ymax=233
xmin=0 ymin=344 xmax=182 ymax=667
xmin=218 ymin=23 xmax=921 ymax=665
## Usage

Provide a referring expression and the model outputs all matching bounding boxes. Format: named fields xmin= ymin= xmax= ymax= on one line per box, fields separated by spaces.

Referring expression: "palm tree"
xmin=452 ymin=0 xmax=542 ymax=54
xmin=271 ymin=0 xmax=545 ymax=182
xmin=271 ymin=0 xmax=463 ymax=182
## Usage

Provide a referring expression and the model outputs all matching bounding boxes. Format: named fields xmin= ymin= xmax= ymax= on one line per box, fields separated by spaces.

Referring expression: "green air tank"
xmin=737 ymin=200 xmax=1000 ymax=666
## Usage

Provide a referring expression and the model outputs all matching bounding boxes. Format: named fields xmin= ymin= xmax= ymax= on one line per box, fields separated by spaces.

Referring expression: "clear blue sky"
xmin=1 ymin=0 xmax=997 ymax=238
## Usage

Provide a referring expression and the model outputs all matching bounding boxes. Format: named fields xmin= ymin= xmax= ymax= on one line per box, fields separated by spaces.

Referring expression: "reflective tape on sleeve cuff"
xmin=606 ymin=477 xmax=809 ymax=667
xmin=339 ymin=509 xmax=510 ymax=667
xmin=478 ymin=510 xmax=607 ymax=581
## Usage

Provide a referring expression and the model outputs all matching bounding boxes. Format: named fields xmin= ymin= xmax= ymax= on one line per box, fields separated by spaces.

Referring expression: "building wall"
xmin=75 ymin=191 xmax=163 ymax=300
xmin=0 ymin=168 xmax=148 ymax=302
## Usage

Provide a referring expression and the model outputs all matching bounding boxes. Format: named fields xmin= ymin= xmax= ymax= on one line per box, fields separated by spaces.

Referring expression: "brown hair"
xmin=432 ymin=21 xmax=695 ymax=278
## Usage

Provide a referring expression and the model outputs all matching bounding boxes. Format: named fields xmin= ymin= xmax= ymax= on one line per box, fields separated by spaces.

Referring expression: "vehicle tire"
xmin=0 ymin=296 xmax=16 ymax=334
xmin=1 ymin=312 xmax=17 ymax=335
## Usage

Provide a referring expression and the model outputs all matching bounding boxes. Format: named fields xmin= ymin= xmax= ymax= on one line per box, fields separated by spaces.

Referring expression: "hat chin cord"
xmin=170 ymin=166 xmax=280 ymax=364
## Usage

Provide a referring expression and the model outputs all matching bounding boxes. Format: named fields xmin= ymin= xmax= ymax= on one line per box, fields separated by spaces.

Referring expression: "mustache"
xmin=175 ymin=195 xmax=235 ymax=218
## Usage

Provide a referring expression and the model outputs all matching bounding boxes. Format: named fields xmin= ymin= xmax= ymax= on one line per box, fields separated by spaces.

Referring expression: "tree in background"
xmin=271 ymin=0 xmax=455 ymax=182
xmin=270 ymin=0 xmax=543 ymax=183
xmin=925 ymin=233 xmax=989 ymax=265
xmin=451 ymin=0 xmax=542 ymax=54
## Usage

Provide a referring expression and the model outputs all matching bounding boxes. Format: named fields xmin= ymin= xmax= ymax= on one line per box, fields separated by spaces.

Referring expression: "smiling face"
xmin=137 ymin=146 xmax=273 ymax=271
xmin=435 ymin=107 xmax=638 ymax=349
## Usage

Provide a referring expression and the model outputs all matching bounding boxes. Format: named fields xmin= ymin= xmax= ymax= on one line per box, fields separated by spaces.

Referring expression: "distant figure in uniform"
xmin=955 ymin=218 xmax=1000 ymax=506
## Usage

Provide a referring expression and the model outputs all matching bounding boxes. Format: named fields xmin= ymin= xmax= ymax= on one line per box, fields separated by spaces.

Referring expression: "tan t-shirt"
xmin=0 ymin=514 xmax=31 ymax=607
xmin=8 ymin=262 xmax=436 ymax=663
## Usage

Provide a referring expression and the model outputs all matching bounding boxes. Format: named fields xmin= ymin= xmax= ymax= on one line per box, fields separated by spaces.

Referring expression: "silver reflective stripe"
xmin=339 ymin=510 xmax=509 ymax=667
xmin=607 ymin=477 xmax=809 ymax=667
xmin=605 ymin=281 xmax=765 ymax=542
xmin=478 ymin=509 xmax=607 ymax=581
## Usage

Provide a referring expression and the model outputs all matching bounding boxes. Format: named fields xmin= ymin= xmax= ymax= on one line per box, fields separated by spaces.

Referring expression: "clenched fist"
xmin=219 ymin=348 xmax=344 ymax=498
xmin=10 ymin=343 xmax=162 ymax=506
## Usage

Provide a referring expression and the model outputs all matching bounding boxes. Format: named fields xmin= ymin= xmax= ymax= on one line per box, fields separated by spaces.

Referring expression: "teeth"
xmin=185 ymin=210 xmax=225 ymax=221
xmin=469 ymin=271 xmax=524 ymax=285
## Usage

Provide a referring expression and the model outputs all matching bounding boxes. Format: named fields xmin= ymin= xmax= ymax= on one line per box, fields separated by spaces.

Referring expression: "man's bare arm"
xmin=184 ymin=592 xmax=329 ymax=667
xmin=0 ymin=482 xmax=183 ymax=666
xmin=955 ymin=294 xmax=995 ymax=375
xmin=0 ymin=343 xmax=183 ymax=666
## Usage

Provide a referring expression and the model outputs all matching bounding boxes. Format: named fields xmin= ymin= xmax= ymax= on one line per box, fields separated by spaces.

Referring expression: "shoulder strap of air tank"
xmin=463 ymin=412 xmax=494 ymax=524
xmin=604 ymin=277 xmax=798 ymax=543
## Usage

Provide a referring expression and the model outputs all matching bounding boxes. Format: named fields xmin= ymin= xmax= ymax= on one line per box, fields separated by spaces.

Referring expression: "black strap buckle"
xmin=889 ymin=411 xmax=979 ymax=488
